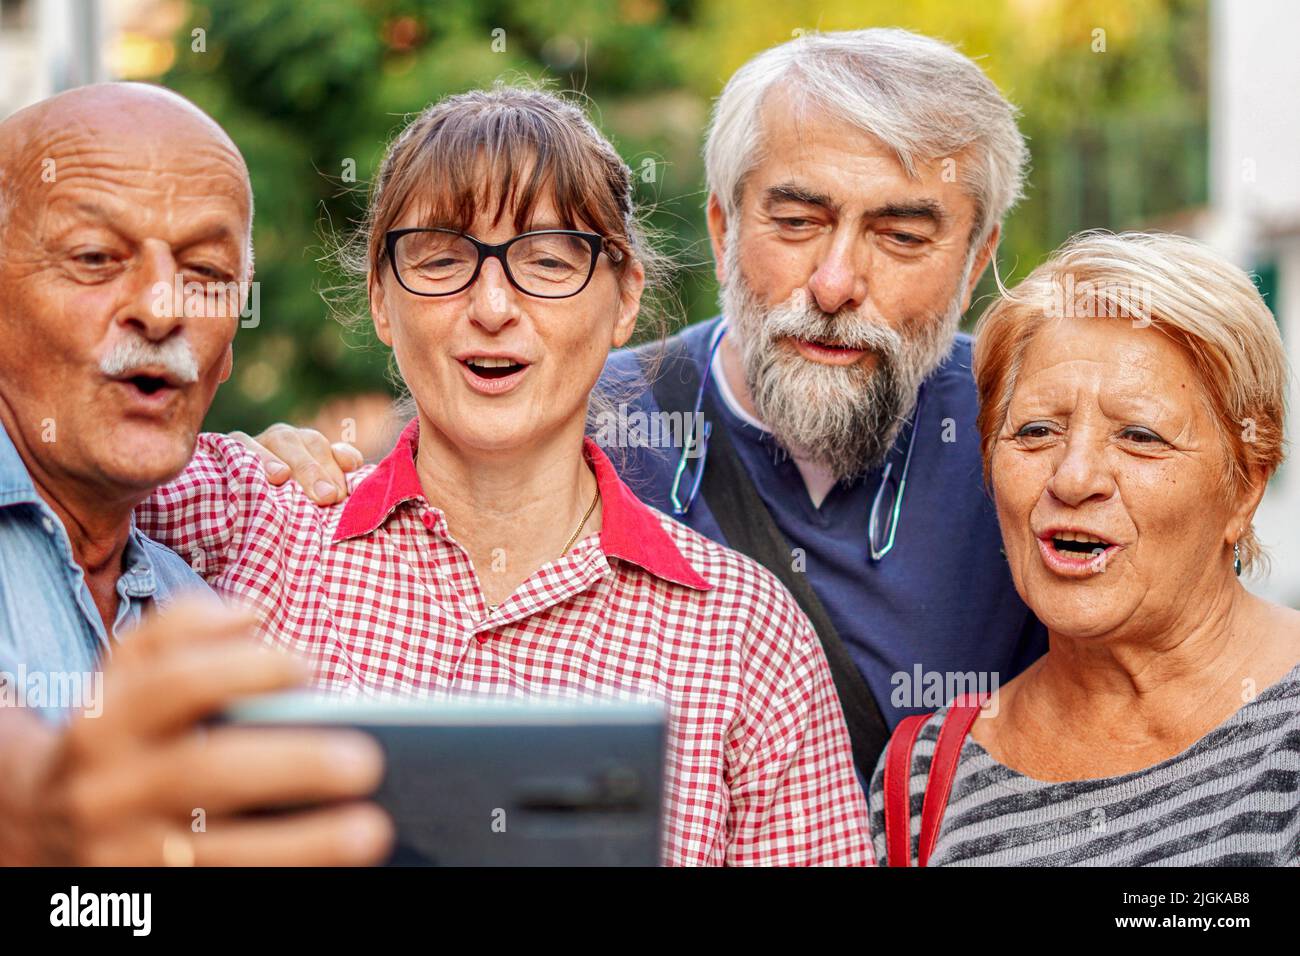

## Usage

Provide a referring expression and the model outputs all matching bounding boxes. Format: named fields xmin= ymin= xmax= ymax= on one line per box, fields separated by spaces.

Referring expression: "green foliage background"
xmin=160 ymin=0 xmax=1209 ymax=434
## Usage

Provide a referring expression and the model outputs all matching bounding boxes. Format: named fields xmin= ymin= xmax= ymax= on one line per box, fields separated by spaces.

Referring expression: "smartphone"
xmin=222 ymin=692 xmax=667 ymax=866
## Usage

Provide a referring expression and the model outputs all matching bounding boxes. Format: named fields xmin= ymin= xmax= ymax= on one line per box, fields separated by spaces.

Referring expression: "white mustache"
xmin=99 ymin=335 xmax=200 ymax=384
xmin=761 ymin=298 xmax=904 ymax=356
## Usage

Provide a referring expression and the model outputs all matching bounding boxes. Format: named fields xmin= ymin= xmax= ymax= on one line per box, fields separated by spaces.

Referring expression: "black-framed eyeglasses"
xmin=384 ymin=227 xmax=624 ymax=300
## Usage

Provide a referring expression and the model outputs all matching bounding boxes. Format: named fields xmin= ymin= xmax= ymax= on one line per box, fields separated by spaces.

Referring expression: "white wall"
xmin=1 ymin=0 xmax=105 ymax=118
xmin=1208 ymin=0 xmax=1300 ymax=607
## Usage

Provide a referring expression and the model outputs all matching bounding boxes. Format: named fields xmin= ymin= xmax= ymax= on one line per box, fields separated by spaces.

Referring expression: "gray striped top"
xmin=868 ymin=663 xmax=1300 ymax=866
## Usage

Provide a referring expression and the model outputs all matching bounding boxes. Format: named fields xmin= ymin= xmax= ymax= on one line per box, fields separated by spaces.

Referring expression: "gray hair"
xmin=704 ymin=28 xmax=1028 ymax=246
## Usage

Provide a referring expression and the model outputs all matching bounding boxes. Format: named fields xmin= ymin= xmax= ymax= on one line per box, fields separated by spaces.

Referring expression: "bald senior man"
xmin=0 ymin=83 xmax=391 ymax=865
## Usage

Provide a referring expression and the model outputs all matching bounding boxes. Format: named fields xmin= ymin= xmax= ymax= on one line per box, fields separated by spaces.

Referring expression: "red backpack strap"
xmin=916 ymin=693 xmax=986 ymax=867
xmin=883 ymin=713 xmax=929 ymax=867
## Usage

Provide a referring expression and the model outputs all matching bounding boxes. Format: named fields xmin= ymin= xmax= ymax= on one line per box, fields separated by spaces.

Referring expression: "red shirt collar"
xmin=333 ymin=418 xmax=712 ymax=592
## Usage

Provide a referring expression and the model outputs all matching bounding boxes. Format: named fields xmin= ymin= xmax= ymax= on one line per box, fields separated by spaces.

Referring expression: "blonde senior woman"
xmin=870 ymin=231 xmax=1300 ymax=866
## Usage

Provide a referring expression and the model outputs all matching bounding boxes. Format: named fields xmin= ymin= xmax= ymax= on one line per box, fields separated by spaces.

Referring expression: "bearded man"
xmin=611 ymin=28 xmax=1047 ymax=776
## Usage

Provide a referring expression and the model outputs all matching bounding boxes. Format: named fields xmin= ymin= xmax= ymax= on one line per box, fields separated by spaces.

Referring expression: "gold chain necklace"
xmin=487 ymin=485 xmax=600 ymax=613
xmin=561 ymin=485 xmax=602 ymax=556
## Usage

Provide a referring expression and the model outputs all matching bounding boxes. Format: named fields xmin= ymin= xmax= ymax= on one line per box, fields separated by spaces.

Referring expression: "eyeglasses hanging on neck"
xmin=669 ymin=322 xmax=924 ymax=563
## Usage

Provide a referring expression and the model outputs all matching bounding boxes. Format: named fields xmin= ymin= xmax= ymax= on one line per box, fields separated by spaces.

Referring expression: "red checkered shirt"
xmin=137 ymin=421 xmax=872 ymax=866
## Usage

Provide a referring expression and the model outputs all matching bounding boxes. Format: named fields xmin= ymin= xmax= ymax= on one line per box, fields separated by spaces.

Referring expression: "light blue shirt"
xmin=0 ymin=420 xmax=208 ymax=720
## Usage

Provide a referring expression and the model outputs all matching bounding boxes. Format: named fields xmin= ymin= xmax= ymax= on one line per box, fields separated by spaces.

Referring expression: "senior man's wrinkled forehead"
xmin=0 ymin=82 xmax=252 ymax=263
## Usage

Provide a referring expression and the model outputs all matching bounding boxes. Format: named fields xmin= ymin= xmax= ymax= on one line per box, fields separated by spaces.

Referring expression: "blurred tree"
xmin=164 ymin=0 xmax=1207 ymax=434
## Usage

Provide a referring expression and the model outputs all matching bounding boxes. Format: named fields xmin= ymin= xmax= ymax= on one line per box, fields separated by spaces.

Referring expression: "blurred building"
xmin=1202 ymin=0 xmax=1300 ymax=606
xmin=2 ymin=0 xmax=100 ymax=114
xmin=1 ymin=0 xmax=178 ymax=116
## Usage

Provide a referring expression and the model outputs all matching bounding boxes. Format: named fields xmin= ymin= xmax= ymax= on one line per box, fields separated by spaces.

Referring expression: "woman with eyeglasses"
xmin=135 ymin=85 xmax=871 ymax=866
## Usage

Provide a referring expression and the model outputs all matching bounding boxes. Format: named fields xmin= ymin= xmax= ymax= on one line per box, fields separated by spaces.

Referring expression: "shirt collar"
xmin=0 ymin=419 xmax=42 ymax=508
xmin=0 ymin=418 xmax=157 ymax=598
xmin=117 ymin=525 xmax=159 ymax=599
xmin=333 ymin=418 xmax=426 ymax=541
xmin=334 ymin=418 xmax=712 ymax=592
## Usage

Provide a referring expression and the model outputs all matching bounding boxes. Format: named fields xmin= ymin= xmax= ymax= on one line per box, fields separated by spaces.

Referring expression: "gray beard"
xmin=721 ymin=239 xmax=965 ymax=483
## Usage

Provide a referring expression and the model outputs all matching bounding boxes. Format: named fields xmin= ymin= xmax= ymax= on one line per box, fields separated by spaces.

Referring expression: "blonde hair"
xmin=972 ymin=231 xmax=1289 ymax=572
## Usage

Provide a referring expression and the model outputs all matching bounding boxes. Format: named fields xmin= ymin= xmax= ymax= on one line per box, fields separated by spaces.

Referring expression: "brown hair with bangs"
xmin=327 ymin=82 xmax=674 ymax=442
xmin=352 ymin=82 xmax=657 ymax=303
xmin=378 ymin=91 xmax=630 ymax=273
